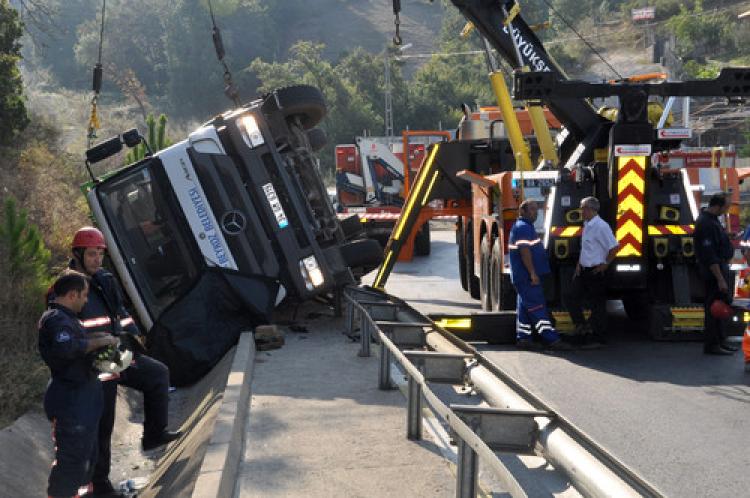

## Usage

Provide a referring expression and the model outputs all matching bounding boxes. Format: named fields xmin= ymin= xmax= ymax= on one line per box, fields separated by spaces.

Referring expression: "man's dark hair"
xmin=52 ymin=269 xmax=89 ymax=297
xmin=709 ymin=193 xmax=727 ymax=208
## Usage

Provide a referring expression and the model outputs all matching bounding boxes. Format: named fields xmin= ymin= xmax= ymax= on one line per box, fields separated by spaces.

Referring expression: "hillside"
xmin=280 ymin=0 xmax=445 ymax=61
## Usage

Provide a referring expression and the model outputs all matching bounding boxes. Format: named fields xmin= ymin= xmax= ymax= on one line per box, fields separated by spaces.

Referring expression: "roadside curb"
xmin=191 ymin=331 xmax=255 ymax=498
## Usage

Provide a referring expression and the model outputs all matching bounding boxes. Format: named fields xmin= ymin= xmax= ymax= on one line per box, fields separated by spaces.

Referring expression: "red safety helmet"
xmin=72 ymin=226 xmax=106 ymax=250
xmin=710 ymin=299 xmax=733 ymax=320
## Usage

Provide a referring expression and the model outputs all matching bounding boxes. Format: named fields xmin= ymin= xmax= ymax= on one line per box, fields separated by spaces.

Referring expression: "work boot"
xmin=142 ymin=430 xmax=182 ymax=451
xmin=91 ymin=480 xmax=126 ymax=497
xmin=720 ymin=341 xmax=740 ymax=352
xmin=703 ymin=344 xmax=735 ymax=356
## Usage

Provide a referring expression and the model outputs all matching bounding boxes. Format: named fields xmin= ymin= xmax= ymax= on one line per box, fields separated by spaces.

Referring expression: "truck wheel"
xmin=340 ymin=238 xmax=383 ymax=272
xmin=500 ymin=274 xmax=516 ymax=311
xmin=491 ymin=238 xmax=516 ymax=310
xmin=466 ymin=224 xmax=480 ymax=299
xmin=306 ymin=127 xmax=327 ymax=152
xmin=457 ymin=220 xmax=468 ymax=291
xmin=490 ymin=238 xmax=502 ymax=311
xmin=622 ymin=295 xmax=650 ymax=321
xmin=415 ymin=223 xmax=431 ymax=256
xmin=273 ymin=85 xmax=327 ymax=129
xmin=480 ymin=234 xmax=492 ymax=311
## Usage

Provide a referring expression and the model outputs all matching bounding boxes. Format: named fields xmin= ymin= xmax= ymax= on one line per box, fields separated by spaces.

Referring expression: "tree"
xmin=0 ymin=196 xmax=50 ymax=285
xmin=0 ymin=0 xmax=29 ymax=145
xmin=251 ymin=42 xmax=382 ymax=176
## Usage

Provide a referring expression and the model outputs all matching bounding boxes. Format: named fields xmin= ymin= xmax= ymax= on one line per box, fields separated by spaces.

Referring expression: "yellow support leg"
xmin=489 ymin=71 xmax=532 ymax=171
xmin=526 ymin=104 xmax=559 ymax=167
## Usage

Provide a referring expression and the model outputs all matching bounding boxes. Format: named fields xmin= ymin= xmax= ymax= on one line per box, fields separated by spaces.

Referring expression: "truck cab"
xmin=84 ymin=85 xmax=382 ymax=383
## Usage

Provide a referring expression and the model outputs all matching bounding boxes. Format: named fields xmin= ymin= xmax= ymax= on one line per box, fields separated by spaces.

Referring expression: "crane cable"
xmin=539 ymin=0 xmax=623 ymax=80
xmin=207 ymin=0 xmax=241 ymax=106
xmin=87 ymin=0 xmax=106 ymax=148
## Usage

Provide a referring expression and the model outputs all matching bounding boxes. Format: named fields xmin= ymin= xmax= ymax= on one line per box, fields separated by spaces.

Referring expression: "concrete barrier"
xmin=0 ymin=332 xmax=256 ymax=498
xmin=191 ymin=332 xmax=256 ymax=498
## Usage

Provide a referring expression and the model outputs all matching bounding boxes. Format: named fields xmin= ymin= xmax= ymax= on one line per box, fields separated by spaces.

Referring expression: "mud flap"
xmin=648 ymin=305 xmax=705 ymax=341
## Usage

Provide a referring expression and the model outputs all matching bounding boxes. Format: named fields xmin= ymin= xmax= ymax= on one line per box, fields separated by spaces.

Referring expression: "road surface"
xmin=374 ymin=226 xmax=750 ymax=498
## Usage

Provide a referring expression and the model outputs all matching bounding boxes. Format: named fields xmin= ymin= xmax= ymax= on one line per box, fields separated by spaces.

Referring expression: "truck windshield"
xmin=97 ymin=163 xmax=199 ymax=317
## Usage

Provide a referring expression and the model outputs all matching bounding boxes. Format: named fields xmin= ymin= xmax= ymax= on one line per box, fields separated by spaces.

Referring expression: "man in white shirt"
xmin=563 ymin=196 xmax=619 ymax=346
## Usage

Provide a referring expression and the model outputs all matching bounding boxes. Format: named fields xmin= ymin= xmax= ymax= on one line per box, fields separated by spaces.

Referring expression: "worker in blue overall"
xmin=68 ymin=227 xmax=181 ymax=497
xmin=39 ymin=270 xmax=119 ymax=498
xmin=509 ymin=200 xmax=570 ymax=350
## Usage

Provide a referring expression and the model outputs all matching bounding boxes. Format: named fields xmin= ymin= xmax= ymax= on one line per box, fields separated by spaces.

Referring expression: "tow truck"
xmin=375 ymin=0 xmax=750 ymax=339
xmin=82 ymin=85 xmax=382 ymax=384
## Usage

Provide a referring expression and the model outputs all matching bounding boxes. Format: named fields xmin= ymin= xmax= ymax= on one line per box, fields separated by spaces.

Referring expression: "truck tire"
xmin=491 ymin=238 xmax=516 ymax=311
xmin=480 ymin=234 xmax=492 ymax=311
xmin=490 ymin=237 xmax=502 ymax=311
xmin=340 ymin=238 xmax=383 ymax=271
xmin=415 ymin=223 xmax=431 ymax=256
xmin=457 ymin=220 xmax=468 ymax=291
xmin=306 ymin=127 xmax=327 ymax=152
xmin=466 ymin=224 xmax=480 ymax=299
xmin=622 ymin=295 xmax=650 ymax=321
xmin=274 ymin=85 xmax=326 ymax=129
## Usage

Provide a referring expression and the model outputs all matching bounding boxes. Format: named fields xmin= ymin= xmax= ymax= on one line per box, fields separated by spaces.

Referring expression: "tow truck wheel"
xmin=306 ymin=128 xmax=327 ymax=152
xmin=479 ymin=234 xmax=492 ymax=311
xmin=415 ymin=223 xmax=431 ymax=256
xmin=490 ymin=238 xmax=516 ymax=311
xmin=465 ymin=225 xmax=481 ymax=299
xmin=457 ymin=220 xmax=468 ymax=291
xmin=622 ymin=295 xmax=650 ymax=321
xmin=274 ymin=85 xmax=327 ymax=129
xmin=490 ymin=238 xmax=502 ymax=311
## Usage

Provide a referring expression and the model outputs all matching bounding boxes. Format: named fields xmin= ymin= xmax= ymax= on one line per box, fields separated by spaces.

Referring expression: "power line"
xmin=540 ymin=0 xmax=623 ymax=79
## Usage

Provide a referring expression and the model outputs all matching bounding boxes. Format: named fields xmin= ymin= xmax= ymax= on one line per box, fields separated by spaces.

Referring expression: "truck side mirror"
xmin=86 ymin=136 xmax=123 ymax=164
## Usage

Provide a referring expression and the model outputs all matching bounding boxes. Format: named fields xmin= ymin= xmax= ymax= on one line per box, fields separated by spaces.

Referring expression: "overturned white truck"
xmin=83 ymin=85 xmax=381 ymax=384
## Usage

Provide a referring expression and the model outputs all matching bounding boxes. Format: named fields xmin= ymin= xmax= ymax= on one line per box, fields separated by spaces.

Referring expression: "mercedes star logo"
xmin=221 ymin=210 xmax=247 ymax=236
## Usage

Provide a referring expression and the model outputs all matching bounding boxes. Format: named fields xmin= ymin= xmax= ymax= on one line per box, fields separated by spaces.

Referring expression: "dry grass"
xmin=0 ymin=352 xmax=48 ymax=428
xmin=0 ymin=68 xmax=203 ymax=428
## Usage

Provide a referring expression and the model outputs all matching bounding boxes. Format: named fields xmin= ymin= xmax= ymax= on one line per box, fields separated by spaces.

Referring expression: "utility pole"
xmin=384 ymin=51 xmax=394 ymax=137
xmin=384 ymin=43 xmax=411 ymax=137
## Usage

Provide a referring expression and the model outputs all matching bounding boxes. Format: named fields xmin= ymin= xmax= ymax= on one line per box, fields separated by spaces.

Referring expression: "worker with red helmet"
xmin=68 ymin=227 xmax=181 ymax=497
xmin=694 ymin=193 xmax=738 ymax=355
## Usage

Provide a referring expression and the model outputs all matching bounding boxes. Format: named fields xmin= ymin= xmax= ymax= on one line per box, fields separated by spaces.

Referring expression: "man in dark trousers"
xmin=39 ymin=270 xmax=119 ymax=498
xmin=69 ymin=227 xmax=181 ymax=497
xmin=695 ymin=193 xmax=738 ymax=355
xmin=563 ymin=196 xmax=619 ymax=348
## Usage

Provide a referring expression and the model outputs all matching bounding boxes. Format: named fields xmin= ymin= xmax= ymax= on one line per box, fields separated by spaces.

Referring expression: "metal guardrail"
xmin=343 ymin=285 xmax=664 ymax=498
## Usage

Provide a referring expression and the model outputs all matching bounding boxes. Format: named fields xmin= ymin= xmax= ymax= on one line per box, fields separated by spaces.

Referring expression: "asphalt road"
xmin=371 ymin=227 xmax=750 ymax=498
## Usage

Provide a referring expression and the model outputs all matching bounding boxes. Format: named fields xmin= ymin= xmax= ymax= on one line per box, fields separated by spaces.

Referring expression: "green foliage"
xmin=666 ymin=1 xmax=734 ymax=58
xmin=0 ymin=0 xmax=29 ymax=145
xmin=0 ymin=197 xmax=51 ymax=286
xmin=251 ymin=41 xmax=384 ymax=176
xmin=682 ymin=60 xmax=721 ymax=80
xmin=125 ymin=113 xmax=173 ymax=164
